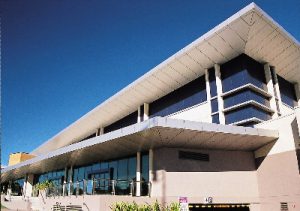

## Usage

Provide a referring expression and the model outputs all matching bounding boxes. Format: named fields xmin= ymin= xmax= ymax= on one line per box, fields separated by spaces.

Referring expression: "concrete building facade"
xmin=1 ymin=3 xmax=300 ymax=211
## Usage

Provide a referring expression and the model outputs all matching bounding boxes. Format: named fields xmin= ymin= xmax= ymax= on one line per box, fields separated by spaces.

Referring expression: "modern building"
xmin=1 ymin=2 xmax=300 ymax=211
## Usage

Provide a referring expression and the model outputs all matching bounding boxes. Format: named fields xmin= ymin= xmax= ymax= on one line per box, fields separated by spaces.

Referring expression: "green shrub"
xmin=35 ymin=180 xmax=54 ymax=190
xmin=110 ymin=201 xmax=179 ymax=211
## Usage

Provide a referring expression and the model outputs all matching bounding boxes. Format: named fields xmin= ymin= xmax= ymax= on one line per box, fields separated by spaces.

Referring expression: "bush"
xmin=35 ymin=180 xmax=54 ymax=190
xmin=110 ymin=200 xmax=180 ymax=211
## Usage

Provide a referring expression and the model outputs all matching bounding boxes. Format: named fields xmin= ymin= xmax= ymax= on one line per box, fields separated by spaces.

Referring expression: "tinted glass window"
xmin=211 ymin=98 xmax=218 ymax=113
xmin=221 ymin=54 xmax=266 ymax=92
xmin=118 ymin=159 xmax=128 ymax=180
xmin=128 ymin=157 xmax=136 ymax=181
xmin=208 ymin=68 xmax=217 ymax=97
xmin=141 ymin=153 xmax=149 ymax=182
xmin=104 ymin=111 xmax=138 ymax=133
xmin=225 ymin=105 xmax=271 ymax=124
xmin=223 ymin=89 xmax=270 ymax=108
xmin=212 ymin=113 xmax=219 ymax=124
xmin=277 ymin=75 xmax=297 ymax=107
xmin=150 ymin=75 xmax=206 ymax=117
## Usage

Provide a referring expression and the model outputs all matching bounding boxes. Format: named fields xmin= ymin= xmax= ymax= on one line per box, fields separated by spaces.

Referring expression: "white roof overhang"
xmin=32 ymin=2 xmax=299 ymax=155
xmin=2 ymin=117 xmax=278 ymax=182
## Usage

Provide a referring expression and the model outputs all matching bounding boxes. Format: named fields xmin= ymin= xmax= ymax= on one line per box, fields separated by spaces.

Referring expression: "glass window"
xmin=150 ymin=75 xmax=206 ymax=117
xmin=128 ymin=157 xmax=136 ymax=181
xmin=212 ymin=113 xmax=219 ymax=124
xmin=117 ymin=159 xmax=128 ymax=180
xmin=208 ymin=68 xmax=217 ymax=97
xmin=223 ymin=89 xmax=270 ymax=108
xmin=225 ymin=105 xmax=271 ymax=124
xmin=141 ymin=153 xmax=149 ymax=182
xmin=109 ymin=160 xmax=118 ymax=180
xmin=104 ymin=111 xmax=138 ymax=133
xmin=221 ymin=54 xmax=266 ymax=92
xmin=211 ymin=98 xmax=218 ymax=113
xmin=277 ymin=75 xmax=297 ymax=107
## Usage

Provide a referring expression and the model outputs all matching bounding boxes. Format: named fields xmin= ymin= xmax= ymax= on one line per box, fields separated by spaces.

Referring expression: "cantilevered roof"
xmin=2 ymin=117 xmax=278 ymax=182
xmin=32 ymin=2 xmax=299 ymax=155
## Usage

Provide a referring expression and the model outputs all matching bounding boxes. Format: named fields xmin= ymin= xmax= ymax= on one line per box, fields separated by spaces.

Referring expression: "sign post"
xmin=179 ymin=196 xmax=189 ymax=211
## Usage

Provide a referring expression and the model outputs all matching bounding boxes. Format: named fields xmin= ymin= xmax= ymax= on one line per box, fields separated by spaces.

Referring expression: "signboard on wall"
xmin=179 ymin=196 xmax=189 ymax=211
xmin=204 ymin=197 xmax=213 ymax=204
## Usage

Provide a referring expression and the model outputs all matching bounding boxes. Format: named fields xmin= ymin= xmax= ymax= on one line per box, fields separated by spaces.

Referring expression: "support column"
xmin=214 ymin=64 xmax=225 ymax=124
xmin=148 ymin=149 xmax=153 ymax=197
xmin=138 ymin=106 xmax=142 ymax=123
xmin=68 ymin=166 xmax=73 ymax=196
xmin=205 ymin=69 xmax=213 ymax=123
xmin=136 ymin=152 xmax=141 ymax=196
xmin=144 ymin=103 xmax=149 ymax=121
xmin=63 ymin=167 xmax=68 ymax=196
xmin=24 ymin=174 xmax=34 ymax=198
xmin=294 ymin=83 xmax=300 ymax=106
xmin=272 ymin=68 xmax=283 ymax=113
xmin=264 ymin=64 xmax=278 ymax=117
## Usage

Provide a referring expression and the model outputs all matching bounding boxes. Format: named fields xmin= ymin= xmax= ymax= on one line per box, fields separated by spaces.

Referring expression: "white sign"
xmin=204 ymin=197 xmax=213 ymax=204
xmin=179 ymin=196 xmax=189 ymax=211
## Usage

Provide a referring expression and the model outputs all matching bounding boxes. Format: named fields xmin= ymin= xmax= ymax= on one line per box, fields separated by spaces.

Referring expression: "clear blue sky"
xmin=2 ymin=0 xmax=300 ymax=166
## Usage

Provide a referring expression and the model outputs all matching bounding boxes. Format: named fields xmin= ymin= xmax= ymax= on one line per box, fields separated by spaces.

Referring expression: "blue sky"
xmin=2 ymin=0 xmax=300 ymax=166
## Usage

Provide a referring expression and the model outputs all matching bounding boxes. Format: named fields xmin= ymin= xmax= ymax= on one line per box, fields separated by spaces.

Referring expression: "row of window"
xmin=34 ymin=153 xmax=149 ymax=187
xmin=75 ymin=54 xmax=297 ymax=136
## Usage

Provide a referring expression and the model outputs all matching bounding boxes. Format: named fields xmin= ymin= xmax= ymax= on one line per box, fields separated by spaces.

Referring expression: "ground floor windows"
xmin=189 ymin=204 xmax=250 ymax=211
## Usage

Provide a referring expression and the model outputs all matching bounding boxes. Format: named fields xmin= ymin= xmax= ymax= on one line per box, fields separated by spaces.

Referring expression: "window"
xmin=225 ymin=105 xmax=271 ymax=124
xmin=277 ymin=75 xmax=297 ymax=107
xmin=150 ymin=75 xmax=206 ymax=117
xmin=104 ymin=111 xmax=138 ymax=133
xmin=221 ymin=54 xmax=266 ymax=92
xmin=223 ymin=89 xmax=270 ymax=108
xmin=208 ymin=68 xmax=217 ymax=97
xmin=211 ymin=98 xmax=219 ymax=113
xmin=212 ymin=113 xmax=219 ymax=124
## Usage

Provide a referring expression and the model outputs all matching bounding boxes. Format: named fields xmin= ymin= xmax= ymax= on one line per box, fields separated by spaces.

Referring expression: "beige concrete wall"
xmin=168 ymin=102 xmax=212 ymax=123
xmin=255 ymin=113 xmax=299 ymax=157
xmin=151 ymin=148 xmax=259 ymax=204
xmin=255 ymin=112 xmax=300 ymax=211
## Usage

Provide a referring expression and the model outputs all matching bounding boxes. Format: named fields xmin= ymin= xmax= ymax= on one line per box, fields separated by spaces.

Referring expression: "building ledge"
xmin=1 ymin=117 xmax=278 ymax=182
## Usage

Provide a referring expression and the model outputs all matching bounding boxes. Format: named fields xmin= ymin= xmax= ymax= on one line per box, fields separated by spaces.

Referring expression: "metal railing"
xmin=35 ymin=179 xmax=151 ymax=198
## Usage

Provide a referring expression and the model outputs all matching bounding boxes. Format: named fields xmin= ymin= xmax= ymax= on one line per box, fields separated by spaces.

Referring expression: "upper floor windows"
xmin=277 ymin=75 xmax=297 ymax=108
xmin=149 ymin=75 xmax=206 ymax=117
xmin=221 ymin=54 xmax=267 ymax=92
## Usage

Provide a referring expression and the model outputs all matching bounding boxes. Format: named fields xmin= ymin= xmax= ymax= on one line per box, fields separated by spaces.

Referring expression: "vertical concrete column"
xmin=148 ymin=149 xmax=153 ymax=197
xmin=138 ymin=106 xmax=142 ymax=123
xmin=63 ymin=167 xmax=68 ymax=196
xmin=68 ymin=166 xmax=73 ymax=195
xmin=205 ymin=69 xmax=213 ymax=123
xmin=264 ymin=64 xmax=278 ymax=117
xmin=24 ymin=174 xmax=34 ymax=198
xmin=214 ymin=64 xmax=225 ymax=124
xmin=136 ymin=152 xmax=141 ymax=196
xmin=99 ymin=127 xmax=104 ymax=135
xmin=144 ymin=103 xmax=149 ymax=121
xmin=272 ymin=68 xmax=283 ymax=113
xmin=294 ymin=83 xmax=300 ymax=106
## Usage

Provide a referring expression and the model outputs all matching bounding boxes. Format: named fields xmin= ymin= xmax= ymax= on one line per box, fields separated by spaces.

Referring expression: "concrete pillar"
xmin=294 ymin=83 xmax=300 ymax=106
xmin=136 ymin=152 xmax=141 ymax=196
xmin=264 ymin=64 xmax=279 ymax=117
xmin=144 ymin=103 xmax=149 ymax=121
xmin=24 ymin=174 xmax=34 ymax=198
xmin=63 ymin=167 xmax=68 ymax=196
xmin=149 ymin=149 xmax=153 ymax=197
xmin=214 ymin=64 xmax=225 ymax=124
xmin=68 ymin=166 xmax=73 ymax=195
xmin=138 ymin=106 xmax=142 ymax=123
xmin=205 ymin=69 xmax=213 ymax=123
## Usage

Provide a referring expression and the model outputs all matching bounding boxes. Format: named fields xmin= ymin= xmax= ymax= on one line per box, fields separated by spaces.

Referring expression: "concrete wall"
xmin=8 ymin=153 xmax=35 ymax=166
xmin=168 ymin=102 xmax=212 ymax=123
xmin=151 ymin=148 xmax=259 ymax=204
xmin=255 ymin=112 xmax=300 ymax=211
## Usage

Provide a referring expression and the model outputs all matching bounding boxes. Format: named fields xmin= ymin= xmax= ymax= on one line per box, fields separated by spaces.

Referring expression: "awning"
xmin=1 ymin=117 xmax=278 ymax=182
